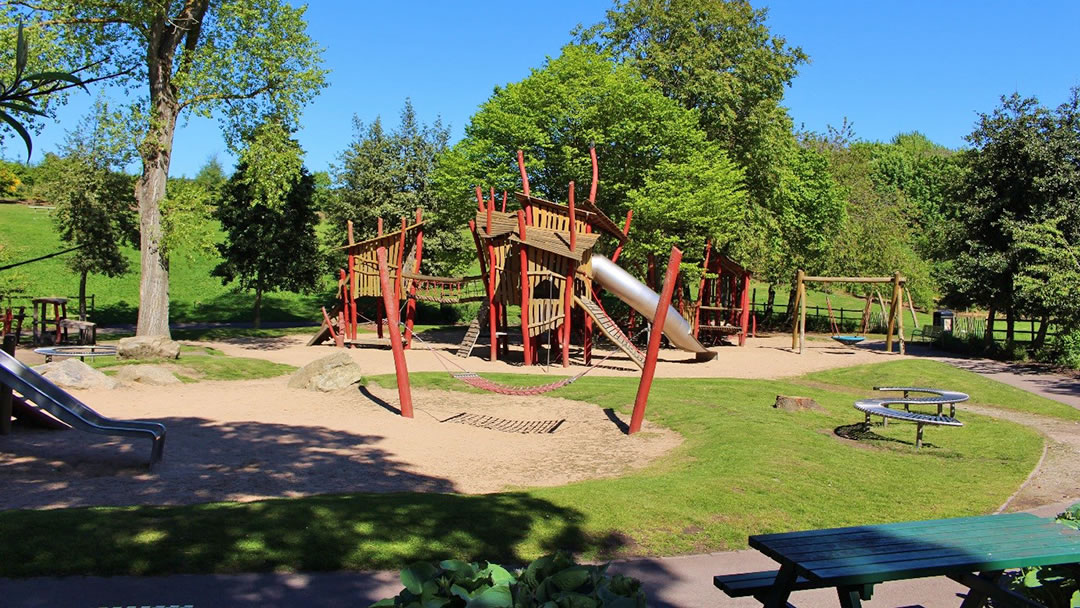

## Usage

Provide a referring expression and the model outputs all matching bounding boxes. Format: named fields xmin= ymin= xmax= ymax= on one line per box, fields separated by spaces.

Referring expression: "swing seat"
xmin=832 ymin=335 xmax=865 ymax=346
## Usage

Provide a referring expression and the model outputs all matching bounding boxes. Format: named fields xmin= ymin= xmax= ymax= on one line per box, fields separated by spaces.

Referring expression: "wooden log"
xmin=377 ymin=247 xmax=413 ymax=418
xmin=886 ymin=272 xmax=901 ymax=353
xmin=799 ymin=281 xmax=807 ymax=354
xmin=405 ymin=208 xmax=423 ymax=349
xmin=738 ymin=272 xmax=751 ymax=346
xmin=518 ymin=210 xmax=532 ymax=366
xmin=803 ymin=276 xmax=901 ymax=283
xmin=791 ymin=270 xmax=804 ymax=350
xmin=773 ymin=395 xmax=825 ymax=413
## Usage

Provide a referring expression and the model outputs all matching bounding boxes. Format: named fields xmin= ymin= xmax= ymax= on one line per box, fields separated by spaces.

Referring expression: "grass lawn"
xmin=0 ymin=204 xmax=333 ymax=325
xmin=0 ymin=360 xmax=1046 ymax=577
xmin=84 ymin=344 xmax=296 ymax=382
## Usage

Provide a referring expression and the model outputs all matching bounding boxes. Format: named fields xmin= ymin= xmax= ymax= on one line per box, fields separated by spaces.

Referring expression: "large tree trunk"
xmin=254 ymin=274 xmax=263 ymax=330
xmin=1033 ymin=313 xmax=1050 ymax=350
xmin=984 ymin=306 xmax=996 ymax=347
xmin=766 ymin=285 xmax=776 ymax=320
xmin=1005 ymin=304 xmax=1015 ymax=346
xmin=134 ymin=16 xmax=185 ymax=338
xmin=78 ymin=270 xmax=88 ymax=321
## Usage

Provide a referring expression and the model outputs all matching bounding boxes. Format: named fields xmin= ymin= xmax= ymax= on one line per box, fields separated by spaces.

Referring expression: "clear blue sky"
xmin=10 ymin=0 xmax=1080 ymax=177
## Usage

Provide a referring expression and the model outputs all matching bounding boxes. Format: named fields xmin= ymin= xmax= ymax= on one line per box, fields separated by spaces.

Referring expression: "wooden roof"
xmin=514 ymin=193 xmax=627 ymax=244
xmin=510 ymin=227 xmax=600 ymax=263
xmin=341 ymin=220 xmax=424 ymax=255
xmin=473 ymin=211 xmax=518 ymax=238
xmin=707 ymin=253 xmax=750 ymax=277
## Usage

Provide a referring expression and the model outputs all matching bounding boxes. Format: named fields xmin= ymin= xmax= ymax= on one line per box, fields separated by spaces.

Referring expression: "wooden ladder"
xmin=575 ymin=296 xmax=645 ymax=369
xmin=455 ymin=300 xmax=490 ymax=358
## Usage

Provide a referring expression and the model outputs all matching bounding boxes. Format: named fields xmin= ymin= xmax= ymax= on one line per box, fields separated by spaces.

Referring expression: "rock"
xmin=115 ymin=364 xmax=181 ymax=386
xmin=773 ymin=395 xmax=825 ymax=413
xmin=118 ymin=335 xmax=181 ymax=360
xmin=288 ymin=351 xmax=363 ymax=391
xmin=33 ymin=359 xmax=118 ymax=390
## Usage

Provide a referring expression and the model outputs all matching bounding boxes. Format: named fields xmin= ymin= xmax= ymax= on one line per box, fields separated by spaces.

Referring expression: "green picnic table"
xmin=714 ymin=512 xmax=1080 ymax=607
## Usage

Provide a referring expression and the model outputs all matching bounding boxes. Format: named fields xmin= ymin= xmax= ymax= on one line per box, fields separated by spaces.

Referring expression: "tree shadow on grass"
xmin=0 ymin=415 xmax=600 ymax=577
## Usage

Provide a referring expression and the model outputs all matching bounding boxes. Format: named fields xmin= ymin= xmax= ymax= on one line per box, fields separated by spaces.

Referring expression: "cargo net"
xmin=441 ymin=412 xmax=565 ymax=434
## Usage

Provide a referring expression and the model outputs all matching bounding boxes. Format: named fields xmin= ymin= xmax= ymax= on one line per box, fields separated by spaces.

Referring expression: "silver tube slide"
xmin=0 ymin=349 xmax=166 ymax=465
xmin=590 ymin=254 xmax=716 ymax=360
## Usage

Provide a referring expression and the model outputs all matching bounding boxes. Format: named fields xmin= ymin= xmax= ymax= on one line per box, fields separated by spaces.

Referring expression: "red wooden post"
xmin=377 ymin=247 xmax=413 ymax=418
xmin=583 ymin=224 xmax=593 ymax=365
xmin=562 ymin=263 xmax=575 ymax=367
xmin=486 ymin=187 xmax=494 ymax=235
xmin=501 ymin=190 xmax=507 ymax=212
xmin=322 ymin=307 xmax=343 ymax=348
xmin=629 ymin=246 xmax=682 ymax=435
xmin=487 ymin=233 xmax=498 ymax=362
xmin=739 ymin=271 xmax=752 ymax=346
xmin=338 ymin=268 xmax=350 ymax=342
xmin=394 ymin=218 xmax=407 ymax=306
xmin=694 ymin=241 xmax=712 ymax=339
xmin=611 ymin=210 xmax=633 ymax=263
xmin=476 ymin=186 xmax=484 ymax=212
xmin=588 ymin=144 xmax=599 ymax=203
xmin=377 ymin=217 xmax=383 ymax=236
xmin=347 ymin=220 xmax=357 ymax=340
xmin=568 ymin=181 xmax=576 ymax=253
xmin=517 ymin=149 xmax=530 ymax=196
xmin=405 ymin=209 xmax=423 ymax=348
xmin=517 ymin=210 xmax=532 ymax=366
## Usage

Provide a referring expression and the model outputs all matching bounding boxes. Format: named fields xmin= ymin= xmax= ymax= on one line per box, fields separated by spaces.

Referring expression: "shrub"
xmin=1008 ymin=502 xmax=1080 ymax=607
xmin=371 ymin=551 xmax=646 ymax=608
xmin=1038 ymin=330 xmax=1080 ymax=370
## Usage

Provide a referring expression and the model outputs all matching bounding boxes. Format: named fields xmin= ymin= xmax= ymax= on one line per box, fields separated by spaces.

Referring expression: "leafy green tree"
xmin=192 ymin=156 xmax=227 ymax=196
xmin=4 ymin=2 xmax=327 ymax=337
xmin=434 ymin=45 xmax=746 ymax=273
xmin=943 ymin=89 xmax=1080 ymax=345
xmin=1013 ymin=217 xmax=1080 ymax=346
xmin=579 ymin=0 xmax=808 ymax=253
xmin=329 ymin=100 xmax=455 ymax=271
xmin=212 ymin=122 xmax=320 ymax=328
xmin=40 ymin=100 xmax=137 ymax=319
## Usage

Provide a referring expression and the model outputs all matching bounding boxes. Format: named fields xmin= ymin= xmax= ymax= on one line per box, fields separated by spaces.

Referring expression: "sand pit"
xmin=0 ymin=378 xmax=680 ymax=510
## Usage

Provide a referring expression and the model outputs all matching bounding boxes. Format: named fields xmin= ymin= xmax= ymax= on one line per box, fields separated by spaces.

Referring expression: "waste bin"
xmin=933 ymin=310 xmax=954 ymax=333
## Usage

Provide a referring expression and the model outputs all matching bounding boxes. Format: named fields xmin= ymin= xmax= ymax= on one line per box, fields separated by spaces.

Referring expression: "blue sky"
xmin=10 ymin=0 xmax=1080 ymax=177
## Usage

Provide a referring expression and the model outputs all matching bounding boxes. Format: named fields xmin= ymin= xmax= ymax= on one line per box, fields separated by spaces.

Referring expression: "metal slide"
xmin=0 ymin=350 xmax=166 ymax=466
xmin=590 ymin=254 xmax=716 ymax=360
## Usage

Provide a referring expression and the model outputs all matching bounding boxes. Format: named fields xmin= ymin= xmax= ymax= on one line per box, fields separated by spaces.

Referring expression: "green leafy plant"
xmin=371 ymin=551 xmax=646 ymax=608
xmin=1009 ymin=503 xmax=1080 ymax=607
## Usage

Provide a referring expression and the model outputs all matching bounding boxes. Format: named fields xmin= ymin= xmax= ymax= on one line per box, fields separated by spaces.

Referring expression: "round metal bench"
xmin=853 ymin=387 xmax=969 ymax=448
xmin=34 ymin=345 xmax=118 ymax=363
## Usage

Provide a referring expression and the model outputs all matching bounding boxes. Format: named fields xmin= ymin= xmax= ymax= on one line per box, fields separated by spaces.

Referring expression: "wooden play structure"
xmin=791 ymin=271 xmax=919 ymax=354
xmin=310 ymin=147 xmax=720 ymax=434
xmin=691 ymin=242 xmax=752 ymax=346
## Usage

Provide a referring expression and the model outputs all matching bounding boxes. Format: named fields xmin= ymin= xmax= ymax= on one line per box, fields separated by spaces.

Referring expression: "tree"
xmin=4 ymin=2 xmax=327 ymax=337
xmin=212 ymin=121 xmax=320 ymax=328
xmin=943 ymin=89 xmax=1080 ymax=345
xmin=433 ymin=45 xmax=746 ymax=273
xmin=40 ymin=100 xmax=137 ymax=319
xmin=329 ymin=100 xmax=455 ymax=272
xmin=578 ymin=0 xmax=807 ymax=236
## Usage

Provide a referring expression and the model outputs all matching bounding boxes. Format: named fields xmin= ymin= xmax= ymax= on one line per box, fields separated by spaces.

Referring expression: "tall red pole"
xmin=517 ymin=149 xmax=530 ymax=196
xmin=405 ymin=209 xmax=423 ymax=349
xmin=568 ymin=181 xmax=576 ymax=253
xmin=629 ymin=246 xmax=682 ymax=435
xmin=562 ymin=263 xmax=575 ymax=367
xmin=501 ymin=190 xmax=507 ymax=212
xmin=375 ymin=218 xmax=384 ymax=338
xmin=377 ymin=247 xmax=413 ymax=418
xmin=611 ymin=210 xmax=633 ymax=263
xmin=588 ymin=144 xmax=599 ymax=203
xmin=339 ymin=269 xmax=350 ymax=344
xmin=347 ymin=220 xmax=358 ymax=340
xmin=694 ymin=241 xmax=712 ymax=339
xmin=395 ymin=218 xmax=407 ymax=305
xmin=739 ymin=271 xmax=751 ymax=346
xmin=517 ymin=210 xmax=532 ymax=366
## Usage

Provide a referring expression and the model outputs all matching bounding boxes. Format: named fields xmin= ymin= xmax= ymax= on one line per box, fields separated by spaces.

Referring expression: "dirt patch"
xmin=0 ymin=379 xmax=680 ymax=510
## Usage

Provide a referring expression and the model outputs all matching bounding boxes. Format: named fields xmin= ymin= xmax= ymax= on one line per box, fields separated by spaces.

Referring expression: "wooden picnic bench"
xmin=714 ymin=512 xmax=1080 ymax=607
xmin=853 ymin=387 xmax=969 ymax=448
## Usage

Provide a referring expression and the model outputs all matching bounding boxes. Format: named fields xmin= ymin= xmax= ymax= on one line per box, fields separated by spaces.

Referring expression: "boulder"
xmin=288 ymin=351 xmax=363 ymax=392
xmin=118 ymin=335 xmax=181 ymax=360
xmin=773 ymin=395 xmax=826 ymax=413
xmin=115 ymin=364 xmax=181 ymax=386
xmin=34 ymin=359 xmax=118 ymax=390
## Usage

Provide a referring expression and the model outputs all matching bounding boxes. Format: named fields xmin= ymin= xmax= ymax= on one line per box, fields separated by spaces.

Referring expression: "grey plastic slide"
xmin=0 ymin=350 xmax=166 ymax=465
xmin=590 ymin=254 xmax=716 ymax=360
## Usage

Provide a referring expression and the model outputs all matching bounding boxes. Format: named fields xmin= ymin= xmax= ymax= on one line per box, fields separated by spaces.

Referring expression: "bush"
xmin=1008 ymin=502 xmax=1080 ymax=607
xmin=1037 ymin=329 xmax=1080 ymax=370
xmin=371 ymin=551 xmax=646 ymax=608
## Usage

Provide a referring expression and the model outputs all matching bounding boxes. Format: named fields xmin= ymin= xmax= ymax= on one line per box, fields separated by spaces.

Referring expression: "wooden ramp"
xmin=455 ymin=301 xmax=489 ymax=358
xmin=575 ymin=296 xmax=644 ymax=368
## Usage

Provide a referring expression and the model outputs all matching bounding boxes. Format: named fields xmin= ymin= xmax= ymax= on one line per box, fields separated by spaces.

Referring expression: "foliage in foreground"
xmin=1010 ymin=503 xmax=1080 ymax=608
xmin=372 ymin=552 xmax=645 ymax=608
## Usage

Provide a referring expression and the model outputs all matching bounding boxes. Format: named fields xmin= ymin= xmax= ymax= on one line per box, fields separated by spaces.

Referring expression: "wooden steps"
xmin=455 ymin=301 xmax=489 ymax=358
xmin=575 ymin=295 xmax=644 ymax=368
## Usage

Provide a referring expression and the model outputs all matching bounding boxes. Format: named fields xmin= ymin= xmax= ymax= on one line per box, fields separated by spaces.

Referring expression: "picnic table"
xmin=714 ymin=512 xmax=1080 ymax=607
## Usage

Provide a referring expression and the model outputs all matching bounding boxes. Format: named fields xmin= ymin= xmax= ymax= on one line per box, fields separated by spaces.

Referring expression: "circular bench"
xmin=853 ymin=387 xmax=969 ymax=448
xmin=33 ymin=345 xmax=118 ymax=363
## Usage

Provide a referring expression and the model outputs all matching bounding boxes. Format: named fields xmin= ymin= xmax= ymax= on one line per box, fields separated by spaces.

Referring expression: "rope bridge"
xmin=405 ymin=272 xmax=487 ymax=304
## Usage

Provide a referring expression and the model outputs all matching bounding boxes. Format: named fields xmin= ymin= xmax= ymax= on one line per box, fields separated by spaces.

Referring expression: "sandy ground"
xmin=3 ymin=329 xmax=1078 ymax=513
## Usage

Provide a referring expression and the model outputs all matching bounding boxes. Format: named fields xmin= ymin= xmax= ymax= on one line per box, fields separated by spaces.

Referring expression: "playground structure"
xmin=311 ymin=147 xmax=736 ymax=433
xmin=791 ymin=270 xmax=920 ymax=354
xmin=690 ymin=242 xmax=752 ymax=346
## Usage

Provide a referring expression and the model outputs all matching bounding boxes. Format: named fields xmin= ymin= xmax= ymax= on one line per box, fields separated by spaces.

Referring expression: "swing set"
xmin=791 ymin=270 xmax=920 ymax=355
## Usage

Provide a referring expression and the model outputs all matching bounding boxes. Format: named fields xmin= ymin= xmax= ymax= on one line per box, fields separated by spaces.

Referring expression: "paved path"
xmin=4 ymin=349 xmax=1079 ymax=608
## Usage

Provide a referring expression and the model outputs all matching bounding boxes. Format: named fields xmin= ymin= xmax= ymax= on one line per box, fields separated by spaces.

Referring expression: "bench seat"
xmin=854 ymin=398 xmax=963 ymax=448
xmin=714 ymin=570 xmax=813 ymax=597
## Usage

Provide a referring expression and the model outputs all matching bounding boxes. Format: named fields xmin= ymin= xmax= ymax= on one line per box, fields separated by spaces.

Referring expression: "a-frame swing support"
xmin=791 ymin=271 xmax=911 ymax=355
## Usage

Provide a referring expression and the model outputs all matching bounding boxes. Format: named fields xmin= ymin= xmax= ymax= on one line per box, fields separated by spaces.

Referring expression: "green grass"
xmin=88 ymin=343 xmax=296 ymax=382
xmin=806 ymin=359 xmax=1080 ymax=421
xmin=0 ymin=360 xmax=1045 ymax=577
xmin=0 ymin=204 xmax=333 ymax=325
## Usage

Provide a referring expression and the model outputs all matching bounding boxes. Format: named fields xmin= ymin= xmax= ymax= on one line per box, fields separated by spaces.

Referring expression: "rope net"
xmin=450 ymin=372 xmax=579 ymax=396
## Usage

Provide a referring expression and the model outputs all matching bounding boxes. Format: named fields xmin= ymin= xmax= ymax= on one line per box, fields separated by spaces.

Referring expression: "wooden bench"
xmin=911 ymin=324 xmax=943 ymax=343
xmin=59 ymin=318 xmax=97 ymax=345
xmin=714 ymin=513 xmax=1080 ymax=608
xmin=853 ymin=387 xmax=968 ymax=448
